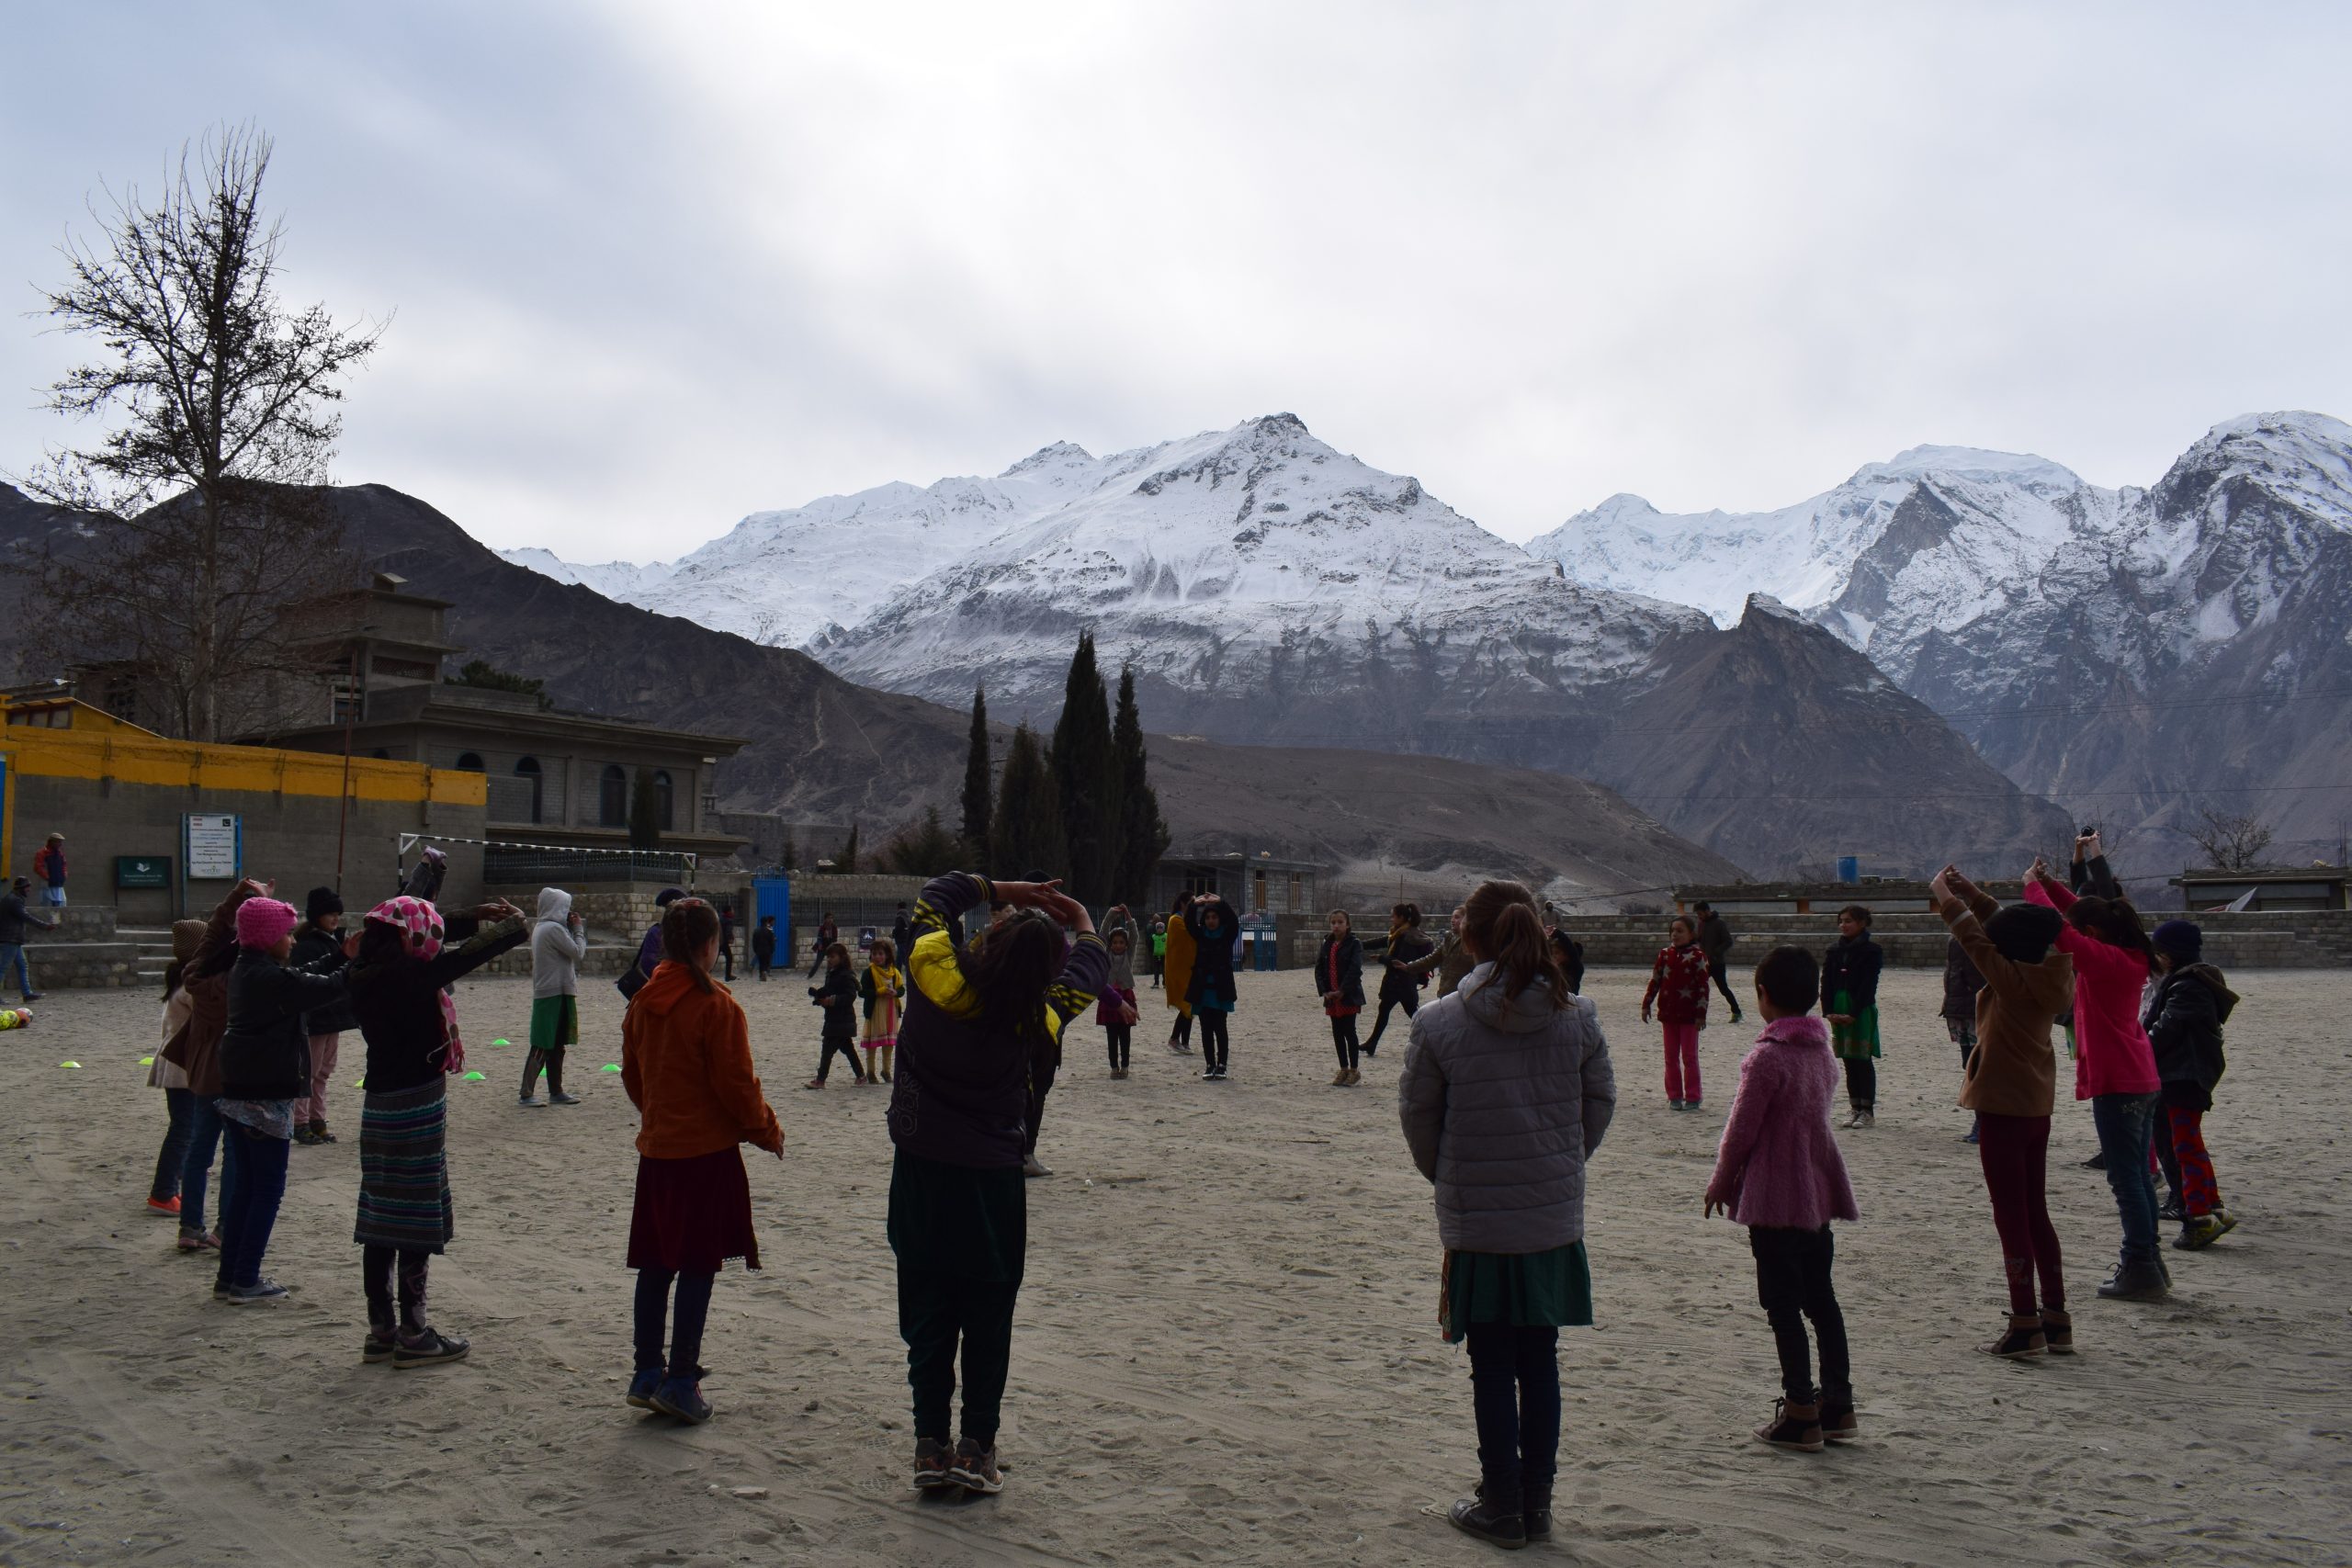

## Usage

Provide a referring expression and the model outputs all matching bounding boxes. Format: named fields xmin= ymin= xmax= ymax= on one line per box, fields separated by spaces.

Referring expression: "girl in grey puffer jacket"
xmin=1397 ymin=880 xmax=1614 ymax=1552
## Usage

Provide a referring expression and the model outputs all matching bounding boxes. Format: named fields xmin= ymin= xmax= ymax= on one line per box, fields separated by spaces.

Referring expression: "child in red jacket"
xmin=1641 ymin=916 xmax=1712 ymax=1110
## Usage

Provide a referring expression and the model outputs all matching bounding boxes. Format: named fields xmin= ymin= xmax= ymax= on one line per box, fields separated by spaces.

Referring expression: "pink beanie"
xmin=235 ymin=897 xmax=300 ymax=950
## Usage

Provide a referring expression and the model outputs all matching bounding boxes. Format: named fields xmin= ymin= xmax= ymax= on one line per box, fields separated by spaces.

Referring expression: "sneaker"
xmin=147 ymin=1195 xmax=182 ymax=1216
xmin=177 ymin=1231 xmax=220 ymax=1253
xmin=363 ymin=1333 xmax=397 ymax=1364
xmin=393 ymin=1328 xmax=471 ymax=1369
xmin=291 ymin=1125 xmax=322 ymax=1146
xmin=2096 ymin=1258 xmax=2169 ymax=1302
xmin=1962 ymin=1129 xmax=1980 ymax=1145
xmin=1841 ymin=1109 xmax=1874 ymax=1130
xmin=518 ymin=1096 xmax=547 ymax=1108
xmin=20 ymin=991 xmax=41 ymax=1002
xmin=1668 ymin=1099 xmax=1685 ymax=1111
xmin=802 ymin=1079 xmax=826 ymax=1090
xmin=1685 ymin=1100 xmax=1702 ymax=1113
xmin=2039 ymin=1309 xmax=2074 ymax=1355
xmin=225 ymin=1279 xmax=291 ymax=1305
xmin=2157 ymin=1193 xmax=2185 ymax=1223
xmin=2174 ymin=1213 xmax=2228 ymax=1250
xmin=1521 ymin=1482 xmax=1554 ymax=1542
xmin=1817 ymin=1388 xmax=1858 ymax=1445
xmin=1022 ymin=1154 xmax=1052 ymax=1179
xmin=2080 ymin=1149 xmax=2108 ymax=1170
xmin=911 ymin=1437 xmax=956 ymax=1492
xmin=1446 ymin=1482 xmax=1526 ymax=1548
xmin=948 ymin=1437 xmax=1003 ymax=1495
xmin=626 ymin=1368 xmax=662 ymax=1408
xmin=652 ymin=1374 xmax=712 ymax=1424
xmin=1754 ymin=1396 xmax=1825 ymax=1452
xmin=1980 ymin=1314 xmax=2047 ymax=1359
xmin=548 ymin=1091 xmax=581 ymax=1106
xmin=311 ymin=1126 xmax=337 ymax=1144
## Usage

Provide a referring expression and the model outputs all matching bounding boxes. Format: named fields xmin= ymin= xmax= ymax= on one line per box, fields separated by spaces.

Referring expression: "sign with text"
xmin=116 ymin=855 xmax=171 ymax=890
xmin=184 ymin=815 xmax=241 ymax=880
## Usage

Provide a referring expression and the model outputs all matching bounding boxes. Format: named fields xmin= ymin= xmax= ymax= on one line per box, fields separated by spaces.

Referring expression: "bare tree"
xmin=2186 ymin=803 xmax=2275 ymax=872
xmin=12 ymin=124 xmax=384 ymax=740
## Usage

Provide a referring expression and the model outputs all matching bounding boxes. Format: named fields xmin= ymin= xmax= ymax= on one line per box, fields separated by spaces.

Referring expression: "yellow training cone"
xmin=58 ymin=1060 xmax=81 ymax=1068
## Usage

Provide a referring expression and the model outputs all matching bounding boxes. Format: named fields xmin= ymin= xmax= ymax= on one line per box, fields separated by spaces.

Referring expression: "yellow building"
xmin=0 ymin=694 xmax=487 ymax=923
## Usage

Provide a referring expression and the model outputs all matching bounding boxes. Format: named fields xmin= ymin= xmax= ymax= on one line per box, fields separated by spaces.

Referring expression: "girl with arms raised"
xmin=888 ymin=874 xmax=1106 ymax=1497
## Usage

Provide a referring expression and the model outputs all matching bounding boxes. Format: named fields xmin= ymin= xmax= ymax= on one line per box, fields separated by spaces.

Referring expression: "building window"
xmin=369 ymin=748 xmax=390 ymax=760
xmin=599 ymin=764 xmax=628 ymax=828
xmin=455 ymin=751 xmax=485 ymax=772
xmin=653 ymin=770 xmax=675 ymax=831
xmin=514 ymin=756 xmax=543 ymax=824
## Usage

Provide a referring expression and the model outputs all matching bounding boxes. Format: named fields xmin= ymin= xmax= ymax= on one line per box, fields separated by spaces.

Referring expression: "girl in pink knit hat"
xmin=1705 ymin=945 xmax=1860 ymax=1456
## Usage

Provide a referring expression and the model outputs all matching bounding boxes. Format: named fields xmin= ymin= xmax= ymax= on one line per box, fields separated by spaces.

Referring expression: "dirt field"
xmin=2 ymin=964 xmax=2346 ymax=1566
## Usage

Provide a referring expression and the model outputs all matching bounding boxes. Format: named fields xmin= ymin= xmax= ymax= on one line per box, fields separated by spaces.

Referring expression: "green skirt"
xmin=1442 ymin=1242 xmax=1592 ymax=1343
xmin=1829 ymin=992 xmax=1881 ymax=1060
xmin=530 ymin=993 xmax=579 ymax=1052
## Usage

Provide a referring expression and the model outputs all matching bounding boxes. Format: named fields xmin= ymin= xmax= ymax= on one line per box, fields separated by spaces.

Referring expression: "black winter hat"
xmin=307 ymin=886 xmax=344 ymax=921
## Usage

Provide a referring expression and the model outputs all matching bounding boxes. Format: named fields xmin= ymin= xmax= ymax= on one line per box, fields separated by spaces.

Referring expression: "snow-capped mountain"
xmin=1535 ymin=411 xmax=2352 ymax=857
xmin=495 ymin=547 xmax=676 ymax=604
xmin=501 ymin=440 xmax=1112 ymax=648
xmin=503 ymin=412 xmax=2068 ymax=873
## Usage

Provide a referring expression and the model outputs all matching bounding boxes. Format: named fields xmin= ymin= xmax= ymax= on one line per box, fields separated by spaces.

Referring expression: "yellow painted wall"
xmin=0 ymin=698 xmax=484 ymax=877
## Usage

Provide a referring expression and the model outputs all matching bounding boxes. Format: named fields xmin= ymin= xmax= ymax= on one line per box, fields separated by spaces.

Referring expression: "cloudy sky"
xmin=5 ymin=2 xmax=2349 ymax=561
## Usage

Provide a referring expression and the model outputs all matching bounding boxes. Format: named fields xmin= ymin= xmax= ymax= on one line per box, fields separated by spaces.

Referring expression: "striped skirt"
xmin=354 ymin=1078 xmax=455 ymax=1252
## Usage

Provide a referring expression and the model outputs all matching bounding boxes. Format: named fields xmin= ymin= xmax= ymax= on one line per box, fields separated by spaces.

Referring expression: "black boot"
xmin=2097 ymin=1257 xmax=2169 ymax=1302
xmin=1447 ymin=1480 xmax=1526 ymax=1550
xmin=1521 ymin=1480 xmax=1553 ymax=1542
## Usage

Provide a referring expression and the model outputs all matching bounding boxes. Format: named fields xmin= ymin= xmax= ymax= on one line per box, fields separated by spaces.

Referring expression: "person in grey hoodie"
xmin=1398 ymin=879 xmax=1615 ymax=1552
xmin=523 ymin=887 xmax=586 ymax=1106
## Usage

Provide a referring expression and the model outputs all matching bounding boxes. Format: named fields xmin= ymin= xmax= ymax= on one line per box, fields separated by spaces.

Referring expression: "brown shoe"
xmin=2039 ymin=1308 xmax=2074 ymax=1355
xmin=1331 ymin=1069 xmax=1350 ymax=1087
xmin=1818 ymin=1392 xmax=1857 ymax=1445
xmin=1981 ymin=1314 xmax=2047 ymax=1359
xmin=1755 ymin=1397 xmax=1824 ymax=1451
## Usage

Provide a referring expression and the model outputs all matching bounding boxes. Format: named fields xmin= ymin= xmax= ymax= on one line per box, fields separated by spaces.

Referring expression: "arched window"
xmin=514 ymin=756 xmax=543 ymax=824
xmin=599 ymin=764 xmax=628 ymax=827
xmin=653 ymin=770 xmax=674 ymax=831
xmin=455 ymin=751 xmax=485 ymax=773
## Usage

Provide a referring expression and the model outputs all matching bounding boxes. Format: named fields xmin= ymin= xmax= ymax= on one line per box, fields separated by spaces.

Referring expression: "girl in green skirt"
xmin=1821 ymin=905 xmax=1883 ymax=1129
xmin=1398 ymin=879 xmax=1615 ymax=1551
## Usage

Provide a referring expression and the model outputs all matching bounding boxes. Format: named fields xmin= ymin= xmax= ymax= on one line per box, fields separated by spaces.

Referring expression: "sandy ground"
xmin=3 ymin=963 xmax=2348 ymax=1567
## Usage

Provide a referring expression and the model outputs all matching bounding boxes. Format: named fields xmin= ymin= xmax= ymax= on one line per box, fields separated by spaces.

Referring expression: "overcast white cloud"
xmin=5 ymin=1 xmax=2349 ymax=560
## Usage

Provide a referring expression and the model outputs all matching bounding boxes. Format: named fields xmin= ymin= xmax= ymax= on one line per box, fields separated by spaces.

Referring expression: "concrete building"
xmin=240 ymin=577 xmax=752 ymax=883
xmin=2173 ymin=866 xmax=2351 ymax=912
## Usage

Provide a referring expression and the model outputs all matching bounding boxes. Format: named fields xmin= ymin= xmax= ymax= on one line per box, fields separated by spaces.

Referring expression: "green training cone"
xmin=139 ymin=1056 xmax=154 ymax=1066
xmin=58 ymin=1060 xmax=81 ymax=1068
xmin=600 ymin=1063 xmax=622 ymax=1072
xmin=462 ymin=1070 xmax=487 ymax=1081
xmin=491 ymin=1038 xmax=511 ymax=1047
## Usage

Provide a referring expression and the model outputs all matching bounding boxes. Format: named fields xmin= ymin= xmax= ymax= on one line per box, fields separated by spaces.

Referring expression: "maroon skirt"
xmin=627 ymin=1148 xmax=760 ymax=1273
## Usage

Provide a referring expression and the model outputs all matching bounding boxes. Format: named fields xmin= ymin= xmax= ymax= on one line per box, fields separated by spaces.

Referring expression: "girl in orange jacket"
xmin=620 ymin=897 xmax=783 ymax=1424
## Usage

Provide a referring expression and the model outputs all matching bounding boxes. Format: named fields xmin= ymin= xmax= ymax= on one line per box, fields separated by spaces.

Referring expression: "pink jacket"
xmin=2024 ymin=878 xmax=2161 ymax=1100
xmin=1707 ymin=1016 xmax=1859 ymax=1230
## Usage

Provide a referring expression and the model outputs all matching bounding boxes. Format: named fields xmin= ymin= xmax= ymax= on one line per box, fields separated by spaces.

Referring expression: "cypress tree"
xmin=841 ymin=820 xmax=861 ymax=874
xmin=1112 ymin=661 xmax=1169 ymax=904
xmin=1049 ymin=632 xmax=1116 ymax=906
xmin=989 ymin=722 xmax=1066 ymax=878
xmin=960 ymin=685 xmax=992 ymax=863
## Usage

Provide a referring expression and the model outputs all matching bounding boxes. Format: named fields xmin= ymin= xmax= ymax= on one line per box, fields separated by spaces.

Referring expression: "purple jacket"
xmin=1708 ymin=1016 xmax=1859 ymax=1230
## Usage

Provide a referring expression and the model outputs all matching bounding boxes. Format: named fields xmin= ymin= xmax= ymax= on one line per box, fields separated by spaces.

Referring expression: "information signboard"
xmin=116 ymin=855 xmax=171 ymax=889
xmin=185 ymin=814 xmax=241 ymax=880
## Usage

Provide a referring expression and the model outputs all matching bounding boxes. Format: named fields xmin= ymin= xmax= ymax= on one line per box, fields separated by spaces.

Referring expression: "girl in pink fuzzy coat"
xmin=1704 ymin=946 xmax=1860 ymax=1456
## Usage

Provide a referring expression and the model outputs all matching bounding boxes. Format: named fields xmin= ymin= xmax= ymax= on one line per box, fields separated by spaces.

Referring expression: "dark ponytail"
xmin=1463 ymin=879 xmax=1568 ymax=1007
xmin=2066 ymin=895 xmax=2156 ymax=966
xmin=661 ymin=898 xmax=722 ymax=993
